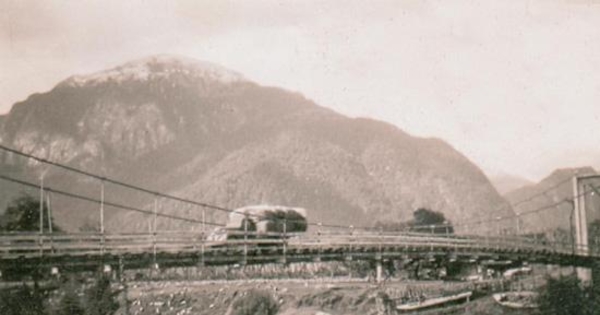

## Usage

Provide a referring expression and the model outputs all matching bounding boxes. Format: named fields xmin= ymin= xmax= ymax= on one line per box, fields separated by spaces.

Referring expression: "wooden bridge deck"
xmin=0 ymin=231 xmax=597 ymax=272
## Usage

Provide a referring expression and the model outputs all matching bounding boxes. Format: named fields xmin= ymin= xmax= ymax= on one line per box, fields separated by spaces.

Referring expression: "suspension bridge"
xmin=0 ymin=144 xmax=599 ymax=283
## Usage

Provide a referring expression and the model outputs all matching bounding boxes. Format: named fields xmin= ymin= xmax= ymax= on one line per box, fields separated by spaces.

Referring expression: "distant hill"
xmin=490 ymin=173 xmax=534 ymax=195
xmin=0 ymin=55 xmax=513 ymax=233
xmin=505 ymin=167 xmax=598 ymax=233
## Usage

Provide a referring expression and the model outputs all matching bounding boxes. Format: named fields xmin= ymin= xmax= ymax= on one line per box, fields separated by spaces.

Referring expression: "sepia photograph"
xmin=1 ymin=1 xmax=599 ymax=314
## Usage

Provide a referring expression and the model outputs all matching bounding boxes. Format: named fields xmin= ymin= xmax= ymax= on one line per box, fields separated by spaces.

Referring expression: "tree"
xmin=0 ymin=194 xmax=61 ymax=232
xmin=410 ymin=208 xmax=454 ymax=234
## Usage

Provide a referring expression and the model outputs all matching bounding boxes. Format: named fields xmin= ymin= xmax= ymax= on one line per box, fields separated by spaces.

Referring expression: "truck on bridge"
xmin=208 ymin=205 xmax=308 ymax=241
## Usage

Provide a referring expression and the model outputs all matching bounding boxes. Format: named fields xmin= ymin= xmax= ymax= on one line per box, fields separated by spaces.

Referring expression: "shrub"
xmin=58 ymin=285 xmax=84 ymax=315
xmin=538 ymin=275 xmax=600 ymax=315
xmin=84 ymin=275 xmax=119 ymax=315
xmin=229 ymin=289 xmax=279 ymax=315
xmin=0 ymin=284 xmax=46 ymax=315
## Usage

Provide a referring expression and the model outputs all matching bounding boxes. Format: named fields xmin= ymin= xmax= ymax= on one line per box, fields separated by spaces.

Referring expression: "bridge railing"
xmin=0 ymin=231 xmax=208 ymax=258
xmin=0 ymin=231 xmax=599 ymax=260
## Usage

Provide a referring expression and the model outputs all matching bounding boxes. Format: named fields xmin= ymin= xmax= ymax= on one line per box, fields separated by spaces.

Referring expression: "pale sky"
xmin=1 ymin=0 xmax=600 ymax=181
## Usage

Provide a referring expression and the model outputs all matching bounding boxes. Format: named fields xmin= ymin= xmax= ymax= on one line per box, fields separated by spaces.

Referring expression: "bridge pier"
xmin=102 ymin=264 xmax=118 ymax=281
xmin=375 ymin=260 xmax=383 ymax=284
xmin=51 ymin=266 xmax=60 ymax=278
xmin=103 ymin=264 xmax=112 ymax=274
xmin=577 ymin=267 xmax=592 ymax=286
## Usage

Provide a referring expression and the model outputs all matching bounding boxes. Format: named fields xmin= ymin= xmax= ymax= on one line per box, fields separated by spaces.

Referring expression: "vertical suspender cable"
xmin=379 ymin=226 xmax=383 ymax=259
xmin=100 ymin=179 xmax=105 ymax=255
xmin=201 ymin=209 xmax=205 ymax=266
xmin=317 ymin=222 xmax=322 ymax=261
xmin=39 ymin=174 xmax=44 ymax=234
xmin=46 ymin=192 xmax=52 ymax=234
xmin=153 ymin=195 xmax=158 ymax=266
xmin=202 ymin=209 xmax=206 ymax=235
xmin=496 ymin=217 xmax=501 ymax=250
xmin=100 ymin=180 xmax=105 ymax=233
xmin=39 ymin=174 xmax=44 ymax=256
xmin=46 ymin=192 xmax=54 ymax=253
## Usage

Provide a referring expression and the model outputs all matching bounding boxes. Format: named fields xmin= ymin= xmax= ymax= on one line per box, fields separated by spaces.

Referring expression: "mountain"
xmin=489 ymin=173 xmax=534 ymax=195
xmin=505 ymin=167 xmax=599 ymax=233
xmin=0 ymin=55 xmax=514 ymax=233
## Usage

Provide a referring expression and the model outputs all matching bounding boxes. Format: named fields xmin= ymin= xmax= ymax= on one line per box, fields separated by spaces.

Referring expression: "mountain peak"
xmin=0 ymin=54 xmax=512 ymax=232
xmin=61 ymin=54 xmax=245 ymax=87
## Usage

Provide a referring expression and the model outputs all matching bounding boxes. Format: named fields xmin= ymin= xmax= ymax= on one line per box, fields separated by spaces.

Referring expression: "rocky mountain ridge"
xmin=0 ymin=55 xmax=514 ymax=233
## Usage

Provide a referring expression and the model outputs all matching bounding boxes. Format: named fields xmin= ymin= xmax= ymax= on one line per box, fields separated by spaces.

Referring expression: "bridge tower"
xmin=572 ymin=175 xmax=598 ymax=284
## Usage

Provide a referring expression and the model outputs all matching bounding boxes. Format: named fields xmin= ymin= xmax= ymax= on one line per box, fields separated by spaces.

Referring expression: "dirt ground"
xmin=126 ymin=280 xmax=384 ymax=315
xmin=123 ymin=279 xmax=538 ymax=315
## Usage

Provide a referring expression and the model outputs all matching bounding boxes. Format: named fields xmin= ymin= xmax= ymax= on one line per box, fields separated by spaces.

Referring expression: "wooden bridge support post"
xmin=375 ymin=227 xmax=384 ymax=284
xmin=243 ymin=213 xmax=248 ymax=265
xmin=376 ymin=260 xmax=383 ymax=284
xmin=102 ymin=264 xmax=114 ymax=281
xmin=117 ymin=256 xmax=124 ymax=281
xmin=282 ymin=219 xmax=287 ymax=264
xmin=51 ymin=266 xmax=60 ymax=279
